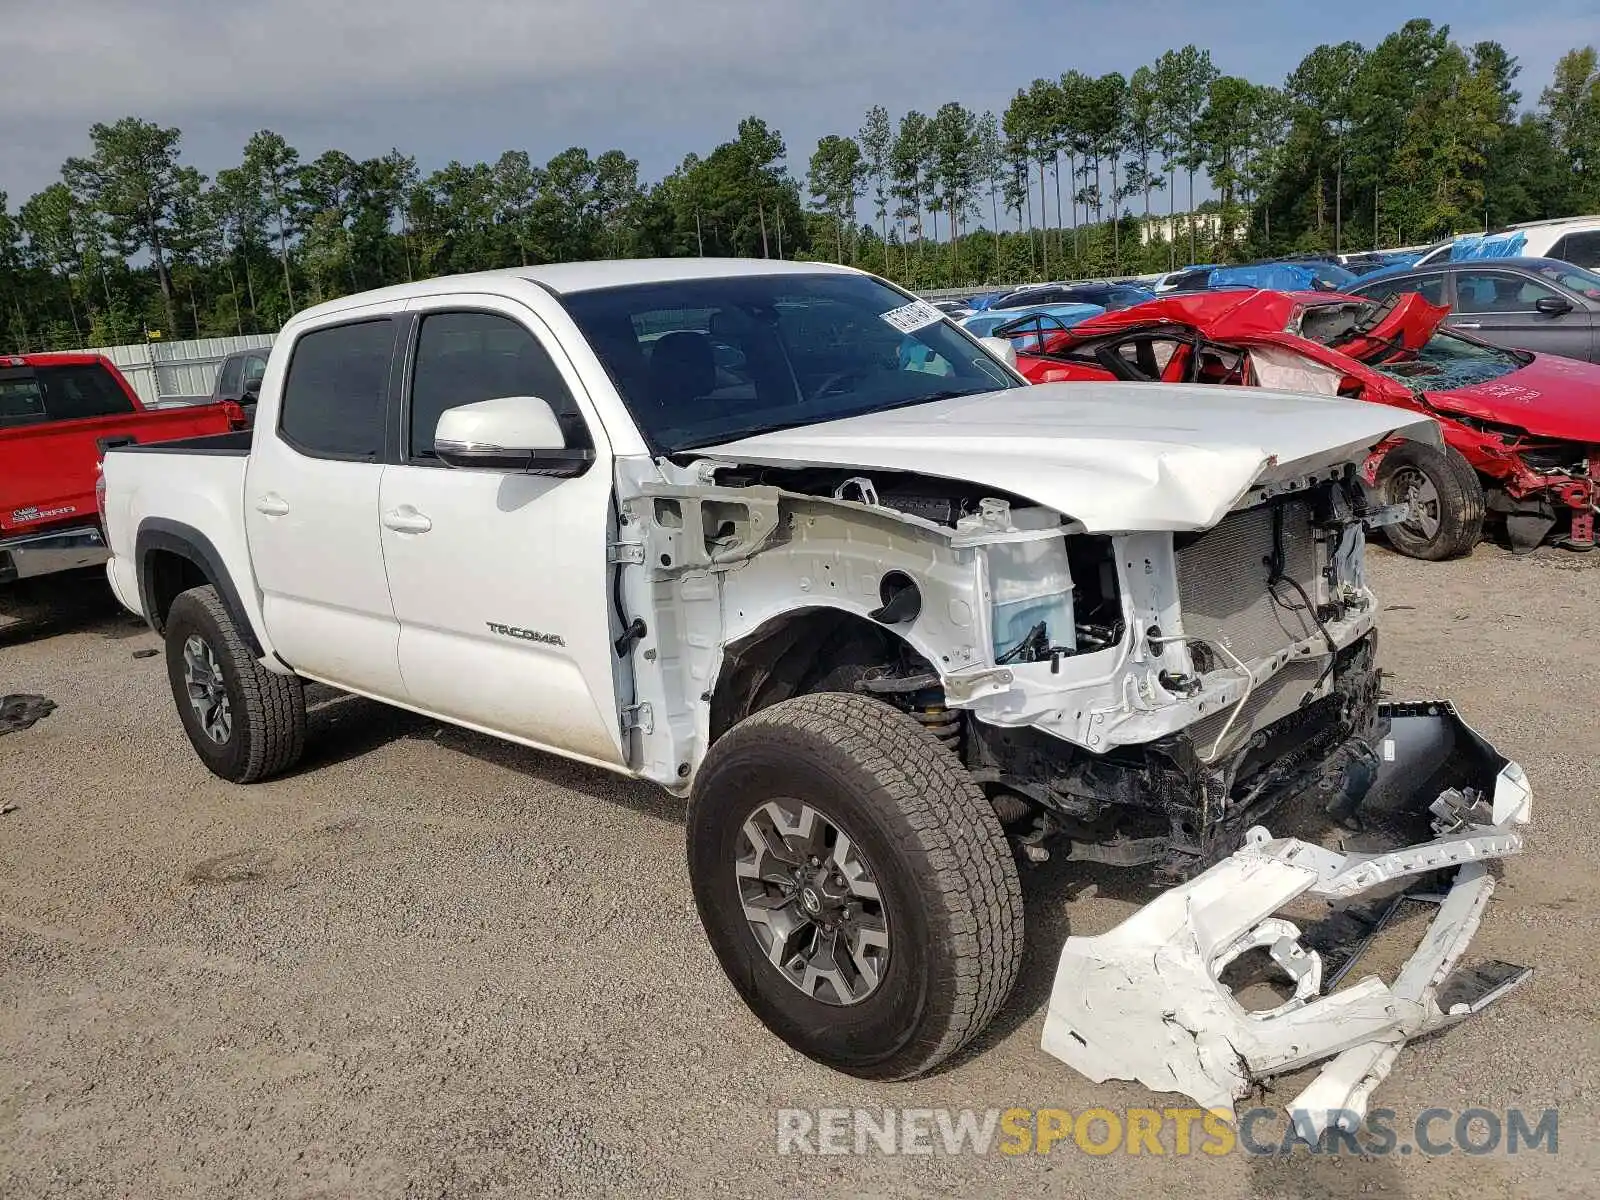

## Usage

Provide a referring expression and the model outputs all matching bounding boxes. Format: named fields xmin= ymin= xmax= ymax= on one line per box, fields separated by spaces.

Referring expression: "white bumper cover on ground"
xmin=1042 ymin=703 xmax=1533 ymax=1139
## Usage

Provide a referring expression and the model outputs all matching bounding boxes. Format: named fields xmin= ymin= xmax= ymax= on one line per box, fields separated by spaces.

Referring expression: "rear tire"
xmin=688 ymin=692 xmax=1023 ymax=1080
xmin=1377 ymin=441 xmax=1485 ymax=560
xmin=164 ymin=585 xmax=305 ymax=783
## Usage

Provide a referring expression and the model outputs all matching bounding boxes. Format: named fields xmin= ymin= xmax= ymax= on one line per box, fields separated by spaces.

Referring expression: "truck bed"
xmin=0 ymin=404 xmax=244 ymax=538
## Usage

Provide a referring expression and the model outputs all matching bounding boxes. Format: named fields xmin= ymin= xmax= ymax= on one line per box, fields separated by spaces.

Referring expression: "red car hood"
xmin=1061 ymin=290 xmax=1445 ymax=354
xmin=1428 ymin=351 xmax=1600 ymax=442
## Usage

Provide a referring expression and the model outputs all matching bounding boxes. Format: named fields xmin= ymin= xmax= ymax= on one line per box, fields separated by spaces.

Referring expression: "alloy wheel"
xmin=182 ymin=634 xmax=233 ymax=744
xmin=734 ymin=799 xmax=890 ymax=1006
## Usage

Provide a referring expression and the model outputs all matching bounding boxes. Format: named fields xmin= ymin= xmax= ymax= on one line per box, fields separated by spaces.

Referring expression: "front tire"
xmin=164 ymin=585 xmax=305 ymax=783
xmin=687 ymin=692 xmax=1023 ymax=1080
xmin=1377 ymin=441 xmax=1485 ymax=560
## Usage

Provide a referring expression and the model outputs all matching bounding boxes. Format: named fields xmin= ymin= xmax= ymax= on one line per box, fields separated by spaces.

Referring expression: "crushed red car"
xmin=1003 ymin=290 xmax=1600 ymax=558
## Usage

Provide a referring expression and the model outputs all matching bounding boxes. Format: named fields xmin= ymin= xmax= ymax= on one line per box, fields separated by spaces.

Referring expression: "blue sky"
xmin=2 ymin=1 xmax=1597 ymax=209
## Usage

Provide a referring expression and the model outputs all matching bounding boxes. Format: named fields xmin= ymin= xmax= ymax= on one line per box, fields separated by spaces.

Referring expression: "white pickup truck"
xmin=101 ymin=260 xmax=1531 ymax=1114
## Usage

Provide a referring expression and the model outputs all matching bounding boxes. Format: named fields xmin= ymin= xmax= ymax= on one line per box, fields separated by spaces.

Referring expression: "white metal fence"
xmin=67 ymin=334 xmax=278 ymax=406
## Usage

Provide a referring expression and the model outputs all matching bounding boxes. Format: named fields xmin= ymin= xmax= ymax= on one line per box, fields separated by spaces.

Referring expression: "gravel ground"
xmin=0 ymin=546 xmax=1595 ymax=1199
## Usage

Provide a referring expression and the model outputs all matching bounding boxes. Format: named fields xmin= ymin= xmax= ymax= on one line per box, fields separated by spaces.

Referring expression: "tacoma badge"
xmin=486 ymin=623 xmax=566 ymax=647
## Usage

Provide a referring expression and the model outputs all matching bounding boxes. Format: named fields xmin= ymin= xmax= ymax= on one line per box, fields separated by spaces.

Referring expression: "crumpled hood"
xmin=697 ymin=381 xmax=1441 ymax=533
xmin=1428 ymin=351 xmax=1600 ymax=443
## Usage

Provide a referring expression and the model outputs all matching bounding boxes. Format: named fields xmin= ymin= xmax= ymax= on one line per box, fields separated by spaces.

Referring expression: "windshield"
xmin=1530 ymin=261 xmax=1600 ymax=300
xmin=561 ymin=273 xmax=1021 ymax=453
xmin=1367 ymin=330 xmax=1524 ymax=393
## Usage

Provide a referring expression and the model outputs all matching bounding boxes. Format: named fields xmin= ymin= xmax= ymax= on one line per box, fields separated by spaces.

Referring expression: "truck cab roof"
xmin=289 ymin=258 xmax=863 ymax=330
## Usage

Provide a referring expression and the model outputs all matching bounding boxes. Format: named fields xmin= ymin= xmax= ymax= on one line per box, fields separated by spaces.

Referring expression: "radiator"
xmin=1186 ymin=659 xmax=1326 ymax=755
xmin=1175 ymin=500 xmax=1321 ymax=664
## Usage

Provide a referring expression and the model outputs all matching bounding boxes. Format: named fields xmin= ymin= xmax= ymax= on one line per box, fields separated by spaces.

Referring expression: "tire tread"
xmin=168 ymin=586 xmax=304 ymax=783
xmin=1379 ymin=441 xmax=1485 ymax=560
xmin=699 ymin=692 xmax=1023 ymax=1078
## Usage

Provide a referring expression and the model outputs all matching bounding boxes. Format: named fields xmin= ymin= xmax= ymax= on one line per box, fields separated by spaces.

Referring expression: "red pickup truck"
xmin=1 ymin=352 xmax=245 ymax=632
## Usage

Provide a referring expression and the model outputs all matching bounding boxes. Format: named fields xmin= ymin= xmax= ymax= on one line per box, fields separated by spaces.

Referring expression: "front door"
xmin=1446 ymin=268 xmax=1595 ymax=360
xmin=244 ymin=313 xmax=407 ymax=700
xmin=378 ymin=300 xmax=626 ymax=767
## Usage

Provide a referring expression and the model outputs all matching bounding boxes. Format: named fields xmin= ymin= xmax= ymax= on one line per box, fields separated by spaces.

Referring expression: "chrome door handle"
xmin=255 ymin=495 xmax=290 ymax=517
xmin=382 ymin=508 xmax=432 ymax=534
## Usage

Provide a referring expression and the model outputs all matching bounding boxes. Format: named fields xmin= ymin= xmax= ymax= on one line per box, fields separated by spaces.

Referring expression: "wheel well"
xmin=143 ymin=548 xmax=210 ymax=634
xmin=710 ymin=608 xmax=935 ymax=742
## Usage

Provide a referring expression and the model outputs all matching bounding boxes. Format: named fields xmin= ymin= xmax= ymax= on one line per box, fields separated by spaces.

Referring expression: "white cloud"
xmin=3 ymin=0 xmax=871 ymax=120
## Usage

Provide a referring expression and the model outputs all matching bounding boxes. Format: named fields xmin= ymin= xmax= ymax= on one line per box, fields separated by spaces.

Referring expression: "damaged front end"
xmin=1042 ymin=701 xmax=1532 ymax=1136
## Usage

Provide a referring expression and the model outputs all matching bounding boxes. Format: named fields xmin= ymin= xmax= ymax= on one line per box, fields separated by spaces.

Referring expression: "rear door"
xmin=243 ymin=315 xmax=407 ymax=700
xmin=377 ymin=298 xmax=626 ymax=766
xmin=1446 ymin=268 xmax=1593 ymax=359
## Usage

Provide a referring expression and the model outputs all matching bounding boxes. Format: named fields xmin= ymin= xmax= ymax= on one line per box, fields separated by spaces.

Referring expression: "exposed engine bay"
xmin=617 ymin=454 xmax=1406 ymax=877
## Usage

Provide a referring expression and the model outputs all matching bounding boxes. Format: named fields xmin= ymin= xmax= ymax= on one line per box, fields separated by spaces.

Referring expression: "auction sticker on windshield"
xmin=880 ymin=299 xmax=947 ymax=334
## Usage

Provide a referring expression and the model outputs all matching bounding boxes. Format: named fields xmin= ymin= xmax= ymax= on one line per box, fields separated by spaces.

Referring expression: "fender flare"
xmin=134 ymin=518 xmax=265 ymax=658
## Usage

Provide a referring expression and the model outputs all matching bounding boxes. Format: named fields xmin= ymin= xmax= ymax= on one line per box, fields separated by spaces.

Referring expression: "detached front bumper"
xmin=1042 ymin=702 xmax=1532 ymax=1138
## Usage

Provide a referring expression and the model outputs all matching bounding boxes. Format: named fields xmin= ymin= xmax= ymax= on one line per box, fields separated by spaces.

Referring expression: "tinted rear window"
xmin=279 ymin=320 xmax=395 ymax=459
xmin=0 ymin=364 xmax=136 ymax=424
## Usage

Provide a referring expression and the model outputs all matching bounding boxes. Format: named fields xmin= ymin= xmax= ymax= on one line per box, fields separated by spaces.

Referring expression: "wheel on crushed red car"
xmin=687 ymin=691 xmax=1023 ymax=1080
xmin=1377 ymin=441 xmax=1485 ymax=561
xmin=164 ymin=584 xmax=306 ymax=783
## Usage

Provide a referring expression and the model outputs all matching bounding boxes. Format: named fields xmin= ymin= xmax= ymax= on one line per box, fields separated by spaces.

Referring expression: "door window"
xmin=1356 ymin=273 xmax=1446 ymax=306
xmin=0 ymin=371 xmax=47 ymax=426
xmin=1550 ymin=230 xmax=1600 ymax=270
xmin=279 ymin=319 xmax=395 ymax=459
xmin=1454 ymin=271 xmax=1563 ymax=315
xmin=243 ymin=355 xmax=267 ymax=385
xmin=407 ymin=311 xmax=585 ymax=461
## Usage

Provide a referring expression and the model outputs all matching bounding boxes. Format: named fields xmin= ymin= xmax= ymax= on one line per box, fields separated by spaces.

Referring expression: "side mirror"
xmin=434 ymin=395 xmax=593 ymax=477
xmin=978 ymin=336 xmax=1019 ymax=367
xmin=1534 ymin=295 xmax=1574 ymax=316
xmin=241 ymin=376 xmax=262 ymax=404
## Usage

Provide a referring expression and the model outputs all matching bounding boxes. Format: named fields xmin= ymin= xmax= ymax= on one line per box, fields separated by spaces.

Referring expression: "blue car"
xmin=959 ymin=302 xmax=1106 ymax=346
xmin=1173 ymin=261 xmax=1358 ymax=293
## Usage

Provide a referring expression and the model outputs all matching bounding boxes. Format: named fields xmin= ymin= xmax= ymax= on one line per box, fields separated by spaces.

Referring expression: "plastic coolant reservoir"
xmin=986 ymin=507 xmax=1075 ymax=659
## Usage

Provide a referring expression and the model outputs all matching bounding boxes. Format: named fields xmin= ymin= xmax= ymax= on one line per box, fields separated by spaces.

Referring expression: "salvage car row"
xmin=968 ymin=261 xmax=1600 ymax=558
xmin=13 ymin=256 xmax=1521 ymax=1141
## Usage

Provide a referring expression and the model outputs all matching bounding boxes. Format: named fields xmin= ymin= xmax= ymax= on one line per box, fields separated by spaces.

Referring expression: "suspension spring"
xmin=856 ymin=671 xmax=963 ymax=756
xmin=912 ymin=701 xmax=963 ymax=756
